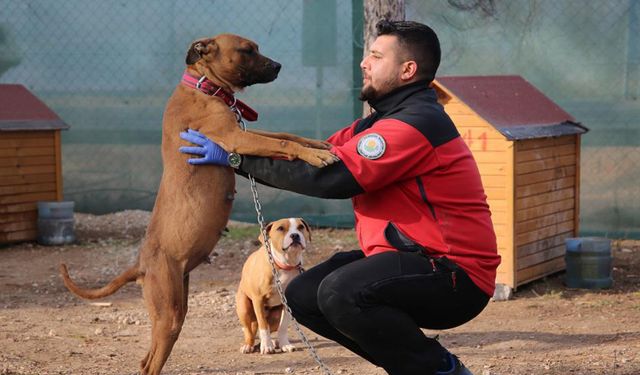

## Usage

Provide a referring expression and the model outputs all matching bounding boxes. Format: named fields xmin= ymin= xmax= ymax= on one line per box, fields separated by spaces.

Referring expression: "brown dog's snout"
xmin=263 ymin=58 xmax=281 ymax=77
xmin=290 ymin=233 xmax=300 ymax=242
xmin=271 ymin=61 xmax=282 ymax=74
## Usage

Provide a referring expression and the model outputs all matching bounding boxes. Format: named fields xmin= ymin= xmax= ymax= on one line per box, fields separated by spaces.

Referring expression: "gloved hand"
xmin=179 ymin=129 xmax=229 ymax=166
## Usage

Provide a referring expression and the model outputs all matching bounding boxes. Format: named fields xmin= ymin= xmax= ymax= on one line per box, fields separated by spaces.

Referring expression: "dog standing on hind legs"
xmin=59 ymin=33 xmax=338 ymax=375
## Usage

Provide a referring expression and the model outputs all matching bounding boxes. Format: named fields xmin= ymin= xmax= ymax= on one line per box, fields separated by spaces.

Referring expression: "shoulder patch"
xmin=357 ymin=133 xmax=386 ymax=160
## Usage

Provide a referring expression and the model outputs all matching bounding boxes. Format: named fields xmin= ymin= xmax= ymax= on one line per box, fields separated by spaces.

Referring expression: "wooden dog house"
xmin=0 ymin=84 xmax=69 ymax=244
xmin=432 ymin=76 xmax=588 ymax=291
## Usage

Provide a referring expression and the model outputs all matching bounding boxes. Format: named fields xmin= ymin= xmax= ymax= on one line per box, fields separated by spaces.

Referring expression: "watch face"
xmin=228 ymin=152 xmax=241 ymax=168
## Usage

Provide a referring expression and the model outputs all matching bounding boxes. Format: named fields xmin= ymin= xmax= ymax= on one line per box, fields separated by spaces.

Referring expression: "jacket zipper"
xmin=415 ymin=177 xmax=436 ymax=220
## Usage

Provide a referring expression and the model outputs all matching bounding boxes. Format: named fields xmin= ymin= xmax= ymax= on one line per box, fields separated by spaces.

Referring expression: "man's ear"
xmin=400 ymin=60 xmax=418 ymax=81
xmin=299 ymin=218 xmax=312 ymax=242
xmin=258 ymin=222 xmax=274 ymax=244
xmin=185 ymin=39 xmax=217 ymax=65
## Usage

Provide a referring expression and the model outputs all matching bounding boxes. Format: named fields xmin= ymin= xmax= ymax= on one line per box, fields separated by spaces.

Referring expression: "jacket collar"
xmin=369 ymin=80 xmax=436 ymax=115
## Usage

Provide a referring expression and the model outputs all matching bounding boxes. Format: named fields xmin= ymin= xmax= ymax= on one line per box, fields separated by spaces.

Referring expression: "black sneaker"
xmin=435 ymin=352 xmax=473 ymax=375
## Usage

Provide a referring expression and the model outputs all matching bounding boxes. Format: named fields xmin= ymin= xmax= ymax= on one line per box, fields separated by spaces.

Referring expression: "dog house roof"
xmin=0 ymin=84 xmax=69 ymax=131
xmin=434 ymin=75 xmax=588 ymax=140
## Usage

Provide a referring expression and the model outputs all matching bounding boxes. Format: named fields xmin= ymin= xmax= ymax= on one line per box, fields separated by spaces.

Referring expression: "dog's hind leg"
xmin=267 ymin=306 xmax=282 ymax=333
xmin=236 ymin=291 xmax=257 ymax=353
xmin=139 ymin=262 xmax=188 ymax=375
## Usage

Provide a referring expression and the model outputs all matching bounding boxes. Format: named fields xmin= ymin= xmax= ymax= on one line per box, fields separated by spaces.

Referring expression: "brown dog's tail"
xmin=59 ymin=263 xmax=140 ymax=300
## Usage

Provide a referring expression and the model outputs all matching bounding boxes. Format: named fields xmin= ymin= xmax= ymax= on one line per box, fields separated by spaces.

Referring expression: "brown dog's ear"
xmin=186 ymin=39 xmax=218 ymax=65
xmin=186 ymin=41 xmax=205 ymax=65
xmin=258 ymin=222 xmax=274 ymax=244
xmin=299 ymin=218 xmax=311 ymax=242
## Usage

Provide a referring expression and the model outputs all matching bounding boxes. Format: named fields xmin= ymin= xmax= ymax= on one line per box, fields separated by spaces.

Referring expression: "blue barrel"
xmin=37 ymin=201 xmax=76 ymax=245
xmin=564 ymin=237 xmax=613 ymax=289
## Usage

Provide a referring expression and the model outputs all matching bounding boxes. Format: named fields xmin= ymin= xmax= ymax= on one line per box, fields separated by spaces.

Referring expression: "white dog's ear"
xmin=299 ymin=218 xmax=311 ymax=242
xmin=258 ymin=222 xmax=274 ymax=244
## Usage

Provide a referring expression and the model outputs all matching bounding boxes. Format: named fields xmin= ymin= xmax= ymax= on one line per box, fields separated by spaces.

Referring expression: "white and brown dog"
xmin=235 ymin=218 xmax=310 ymax=354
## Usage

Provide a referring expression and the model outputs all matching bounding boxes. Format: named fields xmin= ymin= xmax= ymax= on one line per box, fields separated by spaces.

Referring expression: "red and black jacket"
xmin=238 ymin=80 xmax=500 ymax=296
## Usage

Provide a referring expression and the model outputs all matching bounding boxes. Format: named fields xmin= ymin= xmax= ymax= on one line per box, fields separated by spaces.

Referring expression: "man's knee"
xmin=317 ymin=270 xmax=359 ymax=323
xmin=284 ymin=273 xmax=317 ymax=316
xmin=284 ymin=276 xmax=301 ymax=304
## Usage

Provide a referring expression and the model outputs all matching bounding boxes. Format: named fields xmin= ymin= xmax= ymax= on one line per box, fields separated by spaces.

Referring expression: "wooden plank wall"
xmin=440 ymin=93 xmax=514 ymax=287
xmin=0 ymin=131 xmax=59 ymax=243
xmin=514 ymin=136 xmax=577 ymax=285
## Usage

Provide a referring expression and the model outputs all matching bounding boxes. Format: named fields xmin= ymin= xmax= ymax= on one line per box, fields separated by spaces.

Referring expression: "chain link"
xmin=233 ymin=107 xmax=335 ymax=375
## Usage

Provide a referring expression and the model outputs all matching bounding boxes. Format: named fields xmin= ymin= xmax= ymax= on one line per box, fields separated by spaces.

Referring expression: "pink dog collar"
xmin=273 ymin=258 xmax=303 ymax=272
xmin=181 ymin=72 xmax=258 ymax=122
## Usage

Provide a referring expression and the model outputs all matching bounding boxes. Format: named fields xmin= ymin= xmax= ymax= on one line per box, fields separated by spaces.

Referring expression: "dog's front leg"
xmin=188 ymin=114 xmax=338 ymax=167
xmin=276 ymin=309 xmax=295 ymax=352
xmin=222 ymin=128 xmax=339 ymax=168
xmin=252 ymin=298 xmax=276 ymax=354
xmin=246 ymin=129 xmax=332 ymax=150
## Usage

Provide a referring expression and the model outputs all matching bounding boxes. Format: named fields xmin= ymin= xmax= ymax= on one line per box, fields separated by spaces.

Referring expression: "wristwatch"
xmin=227 ymin=152 xmax=242 ymax=169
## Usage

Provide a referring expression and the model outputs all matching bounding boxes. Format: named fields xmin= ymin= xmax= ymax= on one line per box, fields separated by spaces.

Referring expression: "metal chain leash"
xmin=232 ymin=107 xmax=335 ymax=375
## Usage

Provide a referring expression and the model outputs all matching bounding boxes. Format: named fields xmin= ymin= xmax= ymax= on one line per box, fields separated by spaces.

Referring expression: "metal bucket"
xmin=37 ymin=201 xmax=76 ymax=245
xmin=564 ymin=237 xmax=613 ymax=289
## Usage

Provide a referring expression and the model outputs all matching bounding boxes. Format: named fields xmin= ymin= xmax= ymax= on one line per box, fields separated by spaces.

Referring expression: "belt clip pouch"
xmin=384 ymin=222 xmax=425 ymax=253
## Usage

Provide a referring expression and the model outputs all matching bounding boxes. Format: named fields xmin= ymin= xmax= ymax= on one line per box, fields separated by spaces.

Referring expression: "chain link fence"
xmin=0 ymin=0 xmax=360 ymax=227
xmin=409 ymin=0 xmax=640 ymax=237
xmin=1 ymin=0 xmax=638 ymax=237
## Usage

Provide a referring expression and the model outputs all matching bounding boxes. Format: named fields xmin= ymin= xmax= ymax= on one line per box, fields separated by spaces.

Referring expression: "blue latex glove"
xmin=179 ymin=129 xmax=229 ymax=166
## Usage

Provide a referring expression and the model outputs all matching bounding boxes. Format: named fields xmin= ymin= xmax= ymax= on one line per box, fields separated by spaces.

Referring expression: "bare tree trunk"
xmin=361 ymin=0 xmax=405 ymax=116
xmin=363 ymin=0 xmax=406 ymax=57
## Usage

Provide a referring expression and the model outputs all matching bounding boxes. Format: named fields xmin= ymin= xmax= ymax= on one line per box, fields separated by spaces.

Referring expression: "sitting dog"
xmin=59 ymin=34 xmax=337 ymax=375
xmin=236 ymin=218 xmax=310 ymax=354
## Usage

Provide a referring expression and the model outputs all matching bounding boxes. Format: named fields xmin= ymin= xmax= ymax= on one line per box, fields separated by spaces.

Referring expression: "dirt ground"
xmin=0 ymin=210 xmax=638 ymax=375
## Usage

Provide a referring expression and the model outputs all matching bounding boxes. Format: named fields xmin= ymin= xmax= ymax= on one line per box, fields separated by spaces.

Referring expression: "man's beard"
xmin=358 ymin=77 xmax=400 ymax=102
xmin=358 ymin=85 xmax=379 ymax=102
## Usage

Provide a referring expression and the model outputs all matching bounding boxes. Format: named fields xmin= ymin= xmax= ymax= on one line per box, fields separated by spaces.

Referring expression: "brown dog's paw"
xmin=304 ymin=139 xmax=333 ymax=150
xmin=303 ymin=149 xmax=340 ymax=168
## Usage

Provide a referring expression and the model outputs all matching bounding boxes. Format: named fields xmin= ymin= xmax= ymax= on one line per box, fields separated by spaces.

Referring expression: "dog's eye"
xmin=239 ymin=48 xmax=254 ymax=55
xmin=276 ymin=226 xmax=284 ymax=231
xmin=297 ymin=225 xmax=304 ymax=231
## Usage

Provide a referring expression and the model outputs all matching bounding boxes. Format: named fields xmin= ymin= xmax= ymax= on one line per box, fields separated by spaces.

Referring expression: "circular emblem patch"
xmin=357 ymin=133 xmax=386 ymax=160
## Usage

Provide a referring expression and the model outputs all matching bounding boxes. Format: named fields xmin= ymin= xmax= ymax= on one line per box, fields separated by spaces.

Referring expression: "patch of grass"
xmin=225 ymin=225 xmax=260 ymax=241
xmin=528 ymin=277 xmax=566 ymax=299
xmin=586 ymin=299 xmax=615 ymax=308
xmin=539 ymin=288 xmax=565 ymax=300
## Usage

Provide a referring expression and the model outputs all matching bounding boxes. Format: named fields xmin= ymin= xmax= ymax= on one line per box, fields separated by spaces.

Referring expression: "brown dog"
xmin=59 ymin=34 xmax=338 ymax=375
xmin=236 ymin=218 xmax=309 ymax=354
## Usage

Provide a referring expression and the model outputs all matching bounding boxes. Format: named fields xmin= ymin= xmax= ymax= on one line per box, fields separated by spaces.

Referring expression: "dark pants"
xmin=285 ymin=250 xmax=490 ymax=375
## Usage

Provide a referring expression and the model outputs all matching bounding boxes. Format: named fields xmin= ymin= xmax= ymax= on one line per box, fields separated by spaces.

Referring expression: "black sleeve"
xmin=236 ymin=156 xmax=363 ymax=199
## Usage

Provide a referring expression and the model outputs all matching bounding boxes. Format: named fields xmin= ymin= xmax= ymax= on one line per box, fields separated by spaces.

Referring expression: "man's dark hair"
xmin=376 ymin=19 xmax=441 ymax=82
